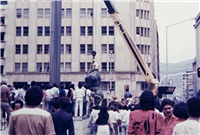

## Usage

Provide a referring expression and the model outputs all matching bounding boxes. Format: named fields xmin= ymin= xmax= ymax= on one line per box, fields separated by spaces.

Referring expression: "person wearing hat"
xmin=1 ymin=78 xmax=12 ymax=127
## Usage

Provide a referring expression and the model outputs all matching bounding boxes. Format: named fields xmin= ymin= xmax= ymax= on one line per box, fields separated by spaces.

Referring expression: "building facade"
xmin=193 ymin=11 xmax=200 ymax=94
xmin=2 ymin=0 xmax=159 ymax=99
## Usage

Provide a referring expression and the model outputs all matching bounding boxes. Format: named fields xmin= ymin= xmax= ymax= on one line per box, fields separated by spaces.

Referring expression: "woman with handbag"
xmin=94 ymin=104 xmax=115 ymax=135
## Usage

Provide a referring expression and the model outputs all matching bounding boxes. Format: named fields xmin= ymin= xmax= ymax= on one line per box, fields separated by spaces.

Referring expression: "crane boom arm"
xmin=104 ymin=0 xmax=159 ymax=95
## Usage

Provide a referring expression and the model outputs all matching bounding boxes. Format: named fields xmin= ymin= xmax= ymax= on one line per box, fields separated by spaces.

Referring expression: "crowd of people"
xmin=1 ymin=78 xmax=200 ymax=135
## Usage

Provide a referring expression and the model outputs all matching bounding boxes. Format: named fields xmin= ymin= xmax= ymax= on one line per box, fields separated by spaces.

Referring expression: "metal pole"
xmin=50 ymin=1 xmax=62 ymax=86
xmin=166 ymin=26 xmax=168 ymax=86
xmin=109 ymin=53 xmax=112 ymax=93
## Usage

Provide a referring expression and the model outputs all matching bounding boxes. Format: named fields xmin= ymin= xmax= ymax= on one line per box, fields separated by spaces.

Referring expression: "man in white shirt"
xmin=51 ymin=83 xmax=59 ymax=99
xmin=173 ymin=97 xmax=200 ymax=135
xmin=108 ymin=106 xmax=120 ymax=135
xmin=45 ymin=85 xmax=54 ymax=113
xmin=75 ymin=83 xmax=85 ymax=117
xmin=85 ymin=85 xmax=91 ymax=115
xmin=119 ymin=105 xmax=128 ymax=135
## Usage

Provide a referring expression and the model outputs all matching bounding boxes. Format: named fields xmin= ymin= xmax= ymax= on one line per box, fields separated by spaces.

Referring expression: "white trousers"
xmin=75 ymin=97 xmax=83 ymax=117
xmin=97 ymin=125 xmax=109 ymax=135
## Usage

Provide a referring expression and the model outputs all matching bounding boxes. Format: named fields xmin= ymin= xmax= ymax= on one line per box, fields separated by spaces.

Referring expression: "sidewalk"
xmin=0 ymin=127 xmax=9 ymax=135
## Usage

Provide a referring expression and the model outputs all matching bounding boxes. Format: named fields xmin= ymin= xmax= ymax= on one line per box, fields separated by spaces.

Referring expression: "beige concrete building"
xmin=1 ymin=0 xmax=159 ymax=99
xmin=193 ymin=12 xmax=200 ymax=94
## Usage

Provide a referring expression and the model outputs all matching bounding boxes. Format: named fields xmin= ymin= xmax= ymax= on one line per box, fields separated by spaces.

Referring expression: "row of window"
xmin=14 ymin=62 xmax=115 ymax=73
xmin=16 ymin=8 xmax=111 ymax=19
xmin=136 ymin=27 xmax=150 ymax=37
xmin=15 ymin=44 xmax=115 ymax=55
xmin=136 ymin=9 xmax=150 ymax=19
xmin=16 ymin=26 xmax=115 ymax=37
xmin=136 ymin=44 xmax=150 ymax=55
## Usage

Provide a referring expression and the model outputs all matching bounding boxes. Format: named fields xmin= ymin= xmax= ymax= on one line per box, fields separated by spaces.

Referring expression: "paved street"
xmin=1 ymin=127 xmax=9 ymax=135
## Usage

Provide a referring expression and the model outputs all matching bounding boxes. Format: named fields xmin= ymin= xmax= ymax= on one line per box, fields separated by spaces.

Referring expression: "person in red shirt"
xmin=128 ymin=91 xmax=164 ymax=135
xmin=161 ymin=99 xmax=178 ymax=135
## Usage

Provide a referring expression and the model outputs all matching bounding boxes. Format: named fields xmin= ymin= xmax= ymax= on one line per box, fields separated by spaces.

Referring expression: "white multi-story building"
xmin=1 ymin=0 xmax=159 ymax=99
xmin=193 ymin=11 xmax=200 ymax=94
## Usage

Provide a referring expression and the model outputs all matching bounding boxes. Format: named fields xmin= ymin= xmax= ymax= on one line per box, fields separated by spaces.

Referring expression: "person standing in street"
xmin=128 ymin=91 xmax=164 ymax=135
xmin=161 ymin=99 xmax=178 ymax=135
xmin=173 ymin=97 xmax=200 ymax=135
xmin=52 ymin=97 xmax=75 ymax=135
xmin=51 ymin=83 xmax=59 ymax=99
xmin=1 ymin=78 xmax=12 ymax=127
xmin=9 ymin=86 xmax=55 ymax=135
xmin=45 ymin=85 xmax=54 ymax=113
xmin=75 ymin=82 xmax=85 ymax=117
xmin=88 ymin=105 xmax=100 ymax=135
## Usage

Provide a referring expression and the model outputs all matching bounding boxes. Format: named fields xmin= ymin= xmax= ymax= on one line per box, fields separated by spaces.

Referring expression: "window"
xmin=16 ymin=45 xmax=21 ymax=54
xmin=66 ymin=44 xmax=71 ymax=54
xmin=102 ymin=62 xmax=107 ymax=71
xmin=147 ymin=11 xmax=149 ymax=19
xmin=80 ymin=8 xmax=86 ymax=18
xmin=22 ymin=63 xmax=28 ymax=72
xmin=37 ymin=27 xmax=43 ymax=36
xmin=61 ymin=26 xmax=64 ymax=36
xmin=1 ymin=1 xmax=7 ymax=5
xmin=16 ymin=9 xmax=22 ymax=18
xmin=102 ymin=26 xmax=107 ymax=36
xmin=16 ymin=27 xmax=21 ymax=36
xmin=137 ymin=66 xmax=140 ymax=72
xmin=44 ymin=63 xmax=49 ymax=72
xmin=87 ymin=62 xmax=91 ymax=71
xmin=102 ymin=44 xmax=107 ymax=53
xmin=141 ymin=10 xmax=143 ymax=19
xmin=87 ymin=8 xmax=93 ymax=18
xmin=80 ymin=62 xmax=85 ymax=72
xmin=1 ymin=66 xmax=4 ymax=75
xmin=109 ymin=81 xmax=115 ymax=91
xmin=66 ymin=26 xmax=71 ymax=36
xmin=0 ymin=32 xmax=5 ymax=41
xmin=0 ymin=17 xmax=5 ymax=25
xmin=60 ymin=63 xmax=64 ymax=72
xmin=101 ymin=82 xmax=107 ymax=91
xmin=109 ymin=44 xmax=114 ymax=54
xmin=141 ymin=27 xmax=143 ymax=36
xmin=24 ymin=9 xmax=29 ymax=19
xmin=1 ymin=49 xmax=4 ymax=57
xmin=87 ymin=44 xmax=93 ymax=54
xmin=88 ymin=26 xmax=93 ymax=36
xmin=45 ymin=9 xmax=50 ymax=19
xmin=44 ymin=44 xmax=49 ymax=54
xmin=15 ymin=63 xmax=20 ymax=72
xmin=61 ymin=44 xmax=64 ymax=54
xmin=147 ymin=28 xmax=150 ymax=37
xmin=66 ymin=8 xmax=72 ymax=18
xmin=137 ymin=44 xmax=140 ymax=51
xmin=141 ymin=45 xmax=144 ymax=54
xmin=37 ymin=45 xmax=42 ymax=54
xmin=136 ymin=27 xmax=140 ymax=35
xmin=37 ymin=63 xmax=42 ymax=72
xmin=148 ymin=45 xmax=150 ymax=54
xmin=66 ymin=63 xmax=71 ymax=72
xmin=145 ymin=45 xmax=147 ymax=54
xmin=109 ymin=26 xmax=114 ymax=35
xmin=80 ymin=44 xmax=85 ymax=54
xmin=23 ymin=45 xmax=28 ymax=54
xmin=136 ymin=82 xmax=148 ymax=90
xmin=144 ymin=10 xmax=146 ymax=19
xmin=144 ymin=28 xmax=146 ymax=37
xmin=109 ymin=62 xmax=114 ymax=71
xmin=62 ymin=9 xmax=65 ymax=18
xmin=136 ymin=9 xmax=140 ymax=18
xmin=38 ymin=9 xmax=43 ymax=18
xmin=23 ymin=27 xmax=28 ymax=36
xmin=148 ymin=63 xmax=150 ymax=68
xmin=80 ymin=26 xmax=85 ymax=36
xmin=101 ymin=8 xmax=107 ymax=18
xmin=45 ymin=26 xmax=50 ymax=36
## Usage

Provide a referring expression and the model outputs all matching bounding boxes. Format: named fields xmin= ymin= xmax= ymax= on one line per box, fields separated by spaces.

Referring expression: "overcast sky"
xmin=154 ymin=0 xmax=199 ymax=64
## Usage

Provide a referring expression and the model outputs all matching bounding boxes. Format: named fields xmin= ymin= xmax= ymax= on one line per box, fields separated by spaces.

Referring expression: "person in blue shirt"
xmin=59 ymin=85 xmax=66 ymax=98
xmin=124 ymin=88 xmax=131 ymax=100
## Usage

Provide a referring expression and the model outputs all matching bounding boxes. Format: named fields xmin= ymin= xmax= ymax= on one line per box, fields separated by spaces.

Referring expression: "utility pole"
xmin=50 ymin=0 xmax=62 ymax=86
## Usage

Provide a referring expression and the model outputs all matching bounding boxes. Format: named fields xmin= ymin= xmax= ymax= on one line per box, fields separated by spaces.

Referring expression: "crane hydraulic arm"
xmin=103 ymin=0 xmax=161 ymax=95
